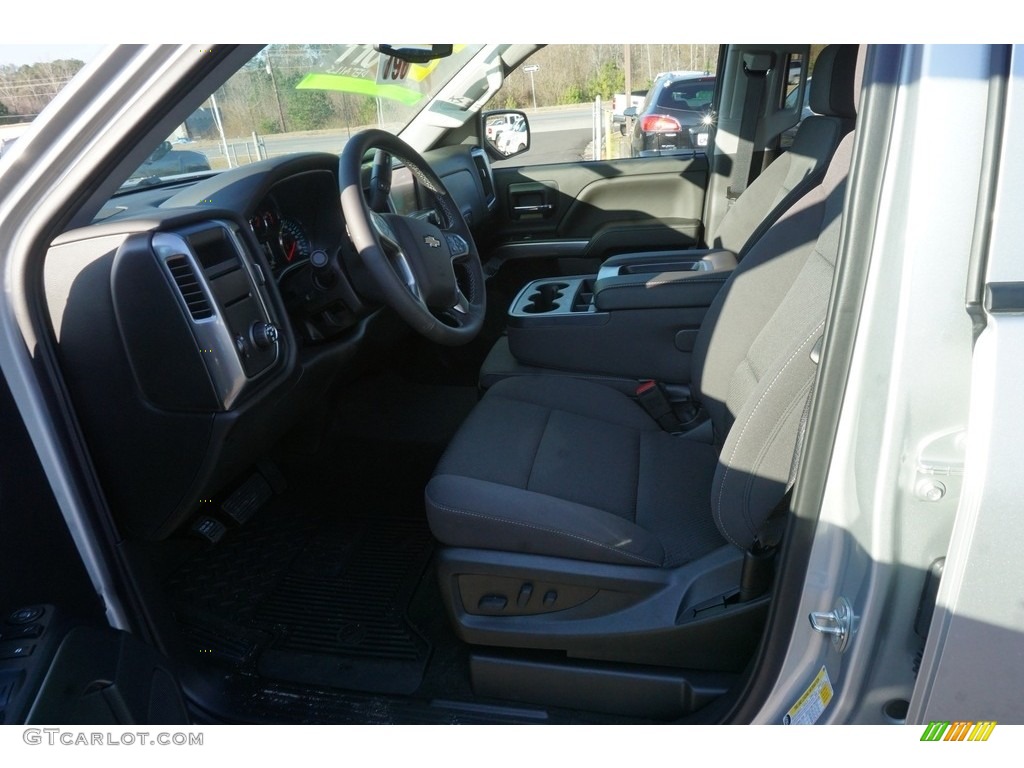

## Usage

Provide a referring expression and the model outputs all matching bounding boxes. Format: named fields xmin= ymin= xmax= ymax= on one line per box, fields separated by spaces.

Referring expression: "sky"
xmin=0 ymin=0 xmax=1001 ymax=57
xmin=0 ymin=45 xmax=106 ymax=67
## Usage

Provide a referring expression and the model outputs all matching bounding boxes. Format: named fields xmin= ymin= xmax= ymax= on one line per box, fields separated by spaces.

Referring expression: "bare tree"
xmin=0 ymin=59 xmax=86 ymax=122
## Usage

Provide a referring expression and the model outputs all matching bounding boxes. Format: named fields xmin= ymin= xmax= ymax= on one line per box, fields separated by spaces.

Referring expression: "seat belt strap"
xmin=727 ymin=52 xmax=774 ymax=204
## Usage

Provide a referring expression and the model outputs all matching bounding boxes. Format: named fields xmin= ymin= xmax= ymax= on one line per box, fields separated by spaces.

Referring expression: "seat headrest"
xmin=809 ymin=44 xmax=860 ymax=119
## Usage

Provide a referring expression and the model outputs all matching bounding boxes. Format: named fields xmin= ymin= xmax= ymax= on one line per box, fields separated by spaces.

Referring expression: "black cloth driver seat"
xmin=426 ymin=130 xmax=856 ymax=572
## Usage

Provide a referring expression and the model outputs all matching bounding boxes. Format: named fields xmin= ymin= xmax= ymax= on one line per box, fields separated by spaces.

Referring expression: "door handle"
xmin=512 ymin=204 xmax=554 ymax=213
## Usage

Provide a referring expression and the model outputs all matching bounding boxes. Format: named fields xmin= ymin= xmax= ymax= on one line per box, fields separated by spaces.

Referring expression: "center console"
xmin=482 ymin=249 xmax=736 ymax=390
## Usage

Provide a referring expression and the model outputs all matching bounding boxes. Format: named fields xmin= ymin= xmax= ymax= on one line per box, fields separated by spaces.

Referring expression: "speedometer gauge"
xmin=278 ymin=218 xmax=311 ymax=265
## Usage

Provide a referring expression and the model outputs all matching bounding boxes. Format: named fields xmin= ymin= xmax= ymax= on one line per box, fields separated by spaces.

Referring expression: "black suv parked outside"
xmin=625 ymin=71 xmax=715 ymax=157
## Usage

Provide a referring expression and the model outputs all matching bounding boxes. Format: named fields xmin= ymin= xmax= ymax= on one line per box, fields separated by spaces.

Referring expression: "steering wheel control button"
xmin=7 ymin=607 xmax=43 ymax=625
xmin=250 ymin=321 xmax=279 ymax=350
xmin=444 ymin=233 xmax=469 ymax=257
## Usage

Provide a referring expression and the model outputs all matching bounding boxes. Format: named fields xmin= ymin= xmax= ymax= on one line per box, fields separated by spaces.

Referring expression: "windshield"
xmin=120 ymin=44 xmax=485 ymax=190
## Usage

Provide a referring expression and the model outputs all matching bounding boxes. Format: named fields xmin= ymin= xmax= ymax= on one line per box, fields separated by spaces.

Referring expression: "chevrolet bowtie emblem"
xmin=424 ymin=235 xmax=441 ymax=248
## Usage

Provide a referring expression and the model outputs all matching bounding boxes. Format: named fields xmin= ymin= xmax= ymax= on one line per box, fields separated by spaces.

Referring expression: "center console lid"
xmin=593 ymin=249 xmax=737 ymax=311
xmin=596 ymin=248 xmax=737 ymax=278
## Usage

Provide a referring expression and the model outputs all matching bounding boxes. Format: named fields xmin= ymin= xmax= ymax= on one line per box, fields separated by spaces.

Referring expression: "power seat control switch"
xmin=516 ymin=583 xmax=533 ymax=608
xmin=477 ymin=594 xmax=508 ymax=613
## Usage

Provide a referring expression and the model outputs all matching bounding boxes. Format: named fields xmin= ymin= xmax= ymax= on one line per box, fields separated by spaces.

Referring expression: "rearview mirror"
xmin=373 ymin=45 xmax=453 ymax=64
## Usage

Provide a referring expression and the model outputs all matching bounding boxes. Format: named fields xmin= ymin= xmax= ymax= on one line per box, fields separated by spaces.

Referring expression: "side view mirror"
xmin=623 ymin=106 xmax=638 ymax=118
xmin=481 ymin=110 xmax=530 ymax=160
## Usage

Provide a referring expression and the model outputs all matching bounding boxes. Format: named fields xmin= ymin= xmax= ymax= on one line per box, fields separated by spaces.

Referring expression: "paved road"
xmin=527 ymin=104 xmax=593 ymax=133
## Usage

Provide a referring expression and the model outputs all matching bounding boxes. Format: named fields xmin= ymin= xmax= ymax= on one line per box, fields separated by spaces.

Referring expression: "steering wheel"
xmin=339 ymin=129 xmax=486 ymax=346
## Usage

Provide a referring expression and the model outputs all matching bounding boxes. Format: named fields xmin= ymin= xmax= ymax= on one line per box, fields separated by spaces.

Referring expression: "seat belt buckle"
xmin=635 ymin=379 xmax=657 ymax=397
xmin=635 ymin=380 xmax=686 ymax=433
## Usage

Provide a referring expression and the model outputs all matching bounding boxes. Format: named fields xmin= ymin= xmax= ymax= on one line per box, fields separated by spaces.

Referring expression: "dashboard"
xmin=41 ymin=145 xmax=497 ymax=542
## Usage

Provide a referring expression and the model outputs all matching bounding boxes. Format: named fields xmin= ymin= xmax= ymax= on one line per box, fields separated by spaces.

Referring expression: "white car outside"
xmin=496 ymin=119 xmax=528 ymax=155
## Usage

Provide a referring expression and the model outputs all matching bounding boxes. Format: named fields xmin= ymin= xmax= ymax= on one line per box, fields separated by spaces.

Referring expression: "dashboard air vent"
xmin=166 ymin=255 xmax=214 ymax=320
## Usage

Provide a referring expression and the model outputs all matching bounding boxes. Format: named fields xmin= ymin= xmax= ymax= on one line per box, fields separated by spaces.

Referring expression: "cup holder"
xmin=522 ymin=282 xmax=569 ymax=314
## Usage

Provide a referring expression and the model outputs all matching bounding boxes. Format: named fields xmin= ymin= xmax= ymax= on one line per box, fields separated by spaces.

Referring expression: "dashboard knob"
xmin=310 ymin=249 xmax=329 ymax=269
xmin=310 ymin=249 xmax=337 ymax=289
xmin=250 ymin=321 xmax=279 ymax=350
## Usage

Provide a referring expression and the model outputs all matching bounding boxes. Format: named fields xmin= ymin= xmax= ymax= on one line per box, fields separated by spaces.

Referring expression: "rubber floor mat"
xmin=166 ymin=376 xmax=474 ymax=703
xmin=168 ymin=503 xmax=434 ymax=696
xmin=255 ymin=514 xmax=433 ymax=694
